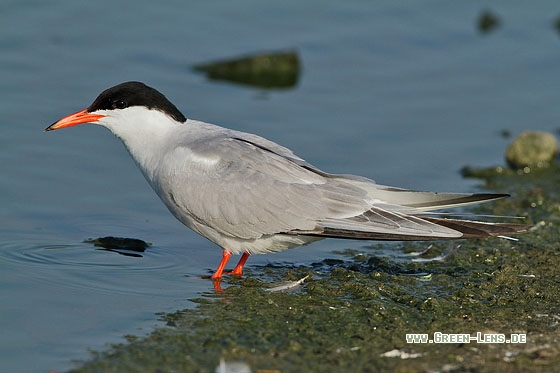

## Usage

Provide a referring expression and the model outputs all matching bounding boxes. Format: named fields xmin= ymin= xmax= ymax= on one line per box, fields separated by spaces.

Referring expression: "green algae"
xmin=72 ymin=164 xmax=560 ymax=373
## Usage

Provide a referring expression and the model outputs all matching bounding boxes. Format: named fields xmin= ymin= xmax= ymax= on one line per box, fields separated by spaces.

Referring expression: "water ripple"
xmin=0 ymin=239 xmax=200 ymax=297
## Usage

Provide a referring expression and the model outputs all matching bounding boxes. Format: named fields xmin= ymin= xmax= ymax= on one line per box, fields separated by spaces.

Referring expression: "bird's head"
xmin=46 ymin=81 xmax=187 ymax=137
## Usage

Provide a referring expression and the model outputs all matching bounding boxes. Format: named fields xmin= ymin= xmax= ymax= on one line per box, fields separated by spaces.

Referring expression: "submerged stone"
xmin=193 ymin=50 xmax=300 ymax=89
xmin=477 ymin=10 xmax=500 ymax=34
xmin=84 ymin=236 xmax=151 ymax=257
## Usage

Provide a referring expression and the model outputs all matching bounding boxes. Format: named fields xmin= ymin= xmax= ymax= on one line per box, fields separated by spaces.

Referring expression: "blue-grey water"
xmin=1 ymin=1 xmax=559 ymax=371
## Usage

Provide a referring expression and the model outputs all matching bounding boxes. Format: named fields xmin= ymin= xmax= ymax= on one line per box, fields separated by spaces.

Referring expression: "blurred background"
xmin=1 ymin=1 xmax=559 ymax=371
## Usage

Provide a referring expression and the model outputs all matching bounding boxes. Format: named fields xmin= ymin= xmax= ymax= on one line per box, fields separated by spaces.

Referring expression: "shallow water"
xmin=1 ymin=1 xmax=560 ymax=371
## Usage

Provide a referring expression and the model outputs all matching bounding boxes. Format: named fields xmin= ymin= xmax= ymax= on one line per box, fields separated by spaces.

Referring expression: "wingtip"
xmin=472 ymin=193 xmax=509 ymax=200
xmin=424 ymin=217 xmax=530 ymax=238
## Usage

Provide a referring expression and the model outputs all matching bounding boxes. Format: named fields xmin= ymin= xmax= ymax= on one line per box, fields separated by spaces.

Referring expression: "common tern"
xmin=46 ymin=81 xmax=527 ymax=280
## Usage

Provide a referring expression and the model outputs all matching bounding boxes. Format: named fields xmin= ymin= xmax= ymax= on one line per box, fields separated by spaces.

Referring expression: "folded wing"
xmin=158 ymin=129 xmax=527 ymax=244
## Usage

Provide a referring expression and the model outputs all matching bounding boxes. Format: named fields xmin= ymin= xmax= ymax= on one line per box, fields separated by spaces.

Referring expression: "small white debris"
xmin=411 ymin=244 xmax=460 ymax=263
xmin=380 ymin=349 xmax=423 ymax=359
xmin=402 ymin=244 xmax=433 ymax=257
xmin=266 ymin=275 xmax=309 ymax=292
xmin=215 ymin=357 xmax=251 ymax=373
xmin=497 ymin=235 xmax=519 ymax=241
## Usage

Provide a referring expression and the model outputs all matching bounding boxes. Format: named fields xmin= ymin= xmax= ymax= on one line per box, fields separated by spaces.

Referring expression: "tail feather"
xmin=370 ymin=189 xmax=509 ymax=211
xmin=422 ymin=217 xmax=529 ymax=239
xmin=293 ymin=217 xmax=528 ymax=241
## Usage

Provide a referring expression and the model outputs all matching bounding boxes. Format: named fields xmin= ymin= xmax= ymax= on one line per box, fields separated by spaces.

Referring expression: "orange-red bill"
xmin=45 ymin=108 xmax=105 ymax=131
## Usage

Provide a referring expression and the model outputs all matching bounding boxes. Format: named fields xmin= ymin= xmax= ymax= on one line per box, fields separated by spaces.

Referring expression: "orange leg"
xmin=211 ymin=250 xmax=232 ymax=279
xmin=226 ymin=252 xmax=250 ymax=276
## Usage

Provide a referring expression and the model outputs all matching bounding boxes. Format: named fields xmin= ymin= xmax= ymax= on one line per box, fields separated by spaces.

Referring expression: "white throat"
xmin=95 ymin=106 xmax=185 ymax=180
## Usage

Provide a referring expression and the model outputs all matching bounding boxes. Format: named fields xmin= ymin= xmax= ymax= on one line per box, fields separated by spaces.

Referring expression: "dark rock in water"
xmin=193 ymin=50 xmax=300 ymax=89
xmin=477 ymin=10 xmax=500 ymax=34
xmin=553 ymin=14 xmax=560 ymax=35
xmin=85 ymin=236 xmax=151 ymax=257
xmin=505 ymin=131 xmax=558 ymax=169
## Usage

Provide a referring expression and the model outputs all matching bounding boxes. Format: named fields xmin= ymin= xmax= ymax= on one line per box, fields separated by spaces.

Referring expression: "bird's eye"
xmin=113 ymin=100 xmax=127 ymax=109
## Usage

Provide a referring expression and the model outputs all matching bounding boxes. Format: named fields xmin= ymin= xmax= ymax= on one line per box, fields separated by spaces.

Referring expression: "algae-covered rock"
xmin=505 ymin=131 xmax=558 ymax=169
xmin=193 ymin=50 xmax=300 ymax=89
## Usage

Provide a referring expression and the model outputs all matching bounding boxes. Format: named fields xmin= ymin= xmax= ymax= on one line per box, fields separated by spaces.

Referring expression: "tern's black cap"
xmin=87 ymin=81 xmax=187 ymax=123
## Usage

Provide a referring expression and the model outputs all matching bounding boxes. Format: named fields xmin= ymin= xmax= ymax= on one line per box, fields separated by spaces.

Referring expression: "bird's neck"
xmin=107 ymin=110 xmax=185 ymax=184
